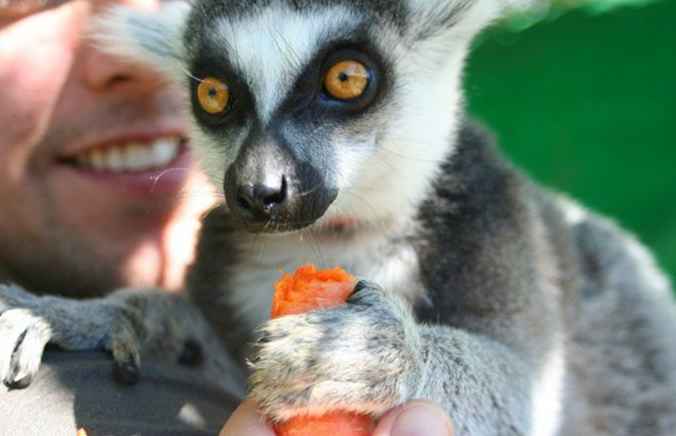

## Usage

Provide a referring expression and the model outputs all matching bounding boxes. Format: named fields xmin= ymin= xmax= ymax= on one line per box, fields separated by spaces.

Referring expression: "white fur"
xmin=530 ymin=338 xmax=565 ymax=436
xmin=326 ymin=0 xmax=505 ymax=226
xmin=557 ymin=195 xmax=589 ymax=226
xmin=91 ymin=2 xmax=190 ymax=83
xmin=188 ymin=125 xmax=230 ymax=189
xmin=226 ymin=218 xmax=422 ymax=332
xmin=528 ymin=192 xmax=566 ymax=436
xmin=215 ymin=5 xmax=361 ymax=123
xmin=331 ymin=43 xmax=468 ymax=225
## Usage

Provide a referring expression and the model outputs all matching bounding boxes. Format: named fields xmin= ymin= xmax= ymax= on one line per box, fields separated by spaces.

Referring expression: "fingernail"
xmin=391 ymin=404 xmax=453 ymax=436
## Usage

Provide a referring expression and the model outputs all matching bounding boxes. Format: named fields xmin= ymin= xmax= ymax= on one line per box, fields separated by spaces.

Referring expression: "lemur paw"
xmin=0 ymin=308 xmax=53 ymax=389
xmin=0 ymin=286 xmax=206 ymax=389
xmin=249 ymin=281 xmax=424 ymax=422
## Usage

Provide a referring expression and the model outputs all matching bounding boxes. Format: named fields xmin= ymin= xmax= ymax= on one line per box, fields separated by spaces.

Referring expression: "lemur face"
xmin=188 ymin=4 xmax=401 ymax=232
xmin=99 ymin=0 xmax=522 ymax=233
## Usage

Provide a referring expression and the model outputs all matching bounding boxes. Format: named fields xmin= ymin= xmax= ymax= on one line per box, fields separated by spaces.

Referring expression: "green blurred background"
xmin=465 ymin=0 xmax=676 ymax=282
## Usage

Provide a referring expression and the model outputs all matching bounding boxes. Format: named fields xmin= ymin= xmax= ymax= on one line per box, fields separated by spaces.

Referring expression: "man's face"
xmin=0 ymin=0 xmax=211 ymax=295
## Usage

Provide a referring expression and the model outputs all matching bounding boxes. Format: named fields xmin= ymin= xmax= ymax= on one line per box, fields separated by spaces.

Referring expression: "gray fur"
xmin=0 ymin=283 xmax=244 ymax=393
xmin=249 ymin=282 xmax=423 ymax=420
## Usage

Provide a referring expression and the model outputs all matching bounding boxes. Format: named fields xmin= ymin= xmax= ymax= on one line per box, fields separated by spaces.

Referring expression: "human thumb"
xmin=374 ymin=401 xmax=454 ymax=436
xmin=219 ymin=401 xmax=276 ymax=436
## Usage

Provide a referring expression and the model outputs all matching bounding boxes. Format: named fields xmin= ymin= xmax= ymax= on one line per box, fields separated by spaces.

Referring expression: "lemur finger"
xmin=0 ymin=309 xmax=49 ymax=389
xmin=5 ymin=318 xmax=51 ymax=389
xmin=349 ymin=280 xmax=391 ymax=306
xmin=110 ymin=329 xmax=142 ymax=385
xmin=349 ymin=281 xmax=417 ymax=324
xmin=106 ymin=309 xmax=143 ymax=385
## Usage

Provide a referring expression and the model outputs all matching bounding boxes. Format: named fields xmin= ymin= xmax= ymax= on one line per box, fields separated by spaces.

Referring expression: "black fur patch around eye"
xmin=271 ymin=34 xmax=394 ymax=126
xmin=319 ymin=48 xmax=381 ymax=111
xmin=188 ymin=39 xmax=257 ymax=138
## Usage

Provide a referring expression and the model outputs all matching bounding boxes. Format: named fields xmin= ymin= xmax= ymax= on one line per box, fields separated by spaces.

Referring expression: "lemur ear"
xmin=89 ymin=2 xmax=190 ymax=81
xmin=405 ymin=0 xmax=539 ymax=41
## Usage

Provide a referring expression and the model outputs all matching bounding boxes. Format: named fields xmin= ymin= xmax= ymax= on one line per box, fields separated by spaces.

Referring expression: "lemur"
xmin=1 ymin=0 xmax=675 ymax=435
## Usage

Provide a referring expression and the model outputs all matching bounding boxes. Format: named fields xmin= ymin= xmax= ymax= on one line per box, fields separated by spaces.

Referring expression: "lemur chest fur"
xmin=229 ymin=220 xmax=424 ymax=331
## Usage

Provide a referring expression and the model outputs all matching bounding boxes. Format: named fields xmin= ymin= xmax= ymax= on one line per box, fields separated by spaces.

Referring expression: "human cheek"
xmin=0 ymin=3 xmax=86 ymax=174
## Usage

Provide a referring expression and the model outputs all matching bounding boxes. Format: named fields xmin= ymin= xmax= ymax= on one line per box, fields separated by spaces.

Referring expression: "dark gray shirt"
xmin=0 ymin=351 xmax=243 ymax=436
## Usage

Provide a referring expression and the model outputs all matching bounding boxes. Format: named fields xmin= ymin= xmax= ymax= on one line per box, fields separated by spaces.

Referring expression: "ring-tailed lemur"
xmin=1 ymin=1 xmax=674 ymax=435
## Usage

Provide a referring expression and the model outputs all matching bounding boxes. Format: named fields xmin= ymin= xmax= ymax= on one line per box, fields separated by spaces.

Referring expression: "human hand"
xmin=219 ymin=400 xmax=454 ymax=436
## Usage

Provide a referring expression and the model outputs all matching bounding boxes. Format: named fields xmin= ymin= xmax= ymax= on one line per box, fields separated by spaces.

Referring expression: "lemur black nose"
xmin=224 ymin=142 xmax=336 ymax=233
xmin=235 ymin=176 xmax=288 ymax=218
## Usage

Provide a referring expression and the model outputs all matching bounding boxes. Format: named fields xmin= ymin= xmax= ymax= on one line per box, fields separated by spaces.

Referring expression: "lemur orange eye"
xmin=197 ymin=77 xmax=230 ymax=114
xmin=324 ymin=60 xmax=370 ymax=100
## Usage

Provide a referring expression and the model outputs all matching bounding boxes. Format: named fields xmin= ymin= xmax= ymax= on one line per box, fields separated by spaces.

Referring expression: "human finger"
xmin=373 ymin=400 xmax=454 ymax=436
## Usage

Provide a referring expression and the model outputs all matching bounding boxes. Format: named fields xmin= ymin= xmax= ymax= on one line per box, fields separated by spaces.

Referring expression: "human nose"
xmin=77 ymin=0 xmax=165 ymax=94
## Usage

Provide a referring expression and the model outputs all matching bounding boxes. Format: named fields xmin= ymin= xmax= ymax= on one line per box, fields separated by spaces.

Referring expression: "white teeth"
xmin=153 ymin=139 xmax=179 ymax=163
xmin=76 ymin=137 xmax=181 ymax=173
xmin=125 ymin=144 xmax=150 ymax=170
xmin=90 ymin=150 xmax=105 ymax=170
xmin=105 ymin=147 xmax=124 ymax=171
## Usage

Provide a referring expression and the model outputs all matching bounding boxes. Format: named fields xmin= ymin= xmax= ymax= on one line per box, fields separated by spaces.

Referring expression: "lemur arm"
xmin=415 ymin=325 xmax=535 ymax=434
xmin=248 ymin=278 xmax=549 ymax=435
xmin=0 ymin=282 xmax=215 ymax=388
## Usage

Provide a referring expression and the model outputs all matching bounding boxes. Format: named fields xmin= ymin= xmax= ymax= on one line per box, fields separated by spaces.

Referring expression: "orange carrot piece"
xmin=270 ymin=264 xmax=375 ymax=436
xmin=76 ymin=429 xmax=88 ymax=436
xmin=271 ymin=265 xmax=357 ymax=317
xmin=275 ymin=411 xmax=374 ymax=436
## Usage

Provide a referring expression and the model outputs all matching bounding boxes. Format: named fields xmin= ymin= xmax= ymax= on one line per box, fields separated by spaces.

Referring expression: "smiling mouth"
xmin=58 ymin=136 xmax=186 ymax=174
